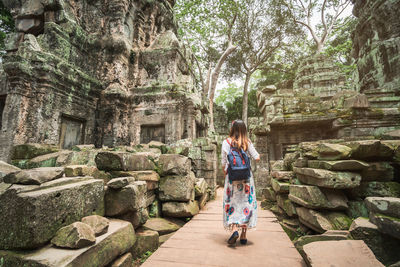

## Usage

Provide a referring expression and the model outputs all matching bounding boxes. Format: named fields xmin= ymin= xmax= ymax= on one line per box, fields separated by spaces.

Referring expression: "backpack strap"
xmin=226 ymin=138 xmax=231 ymax=146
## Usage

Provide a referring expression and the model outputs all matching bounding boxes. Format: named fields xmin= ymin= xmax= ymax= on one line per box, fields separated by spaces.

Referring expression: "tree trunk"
xmin=316 ymin=41 xmax=324 ymax=54
xmin=242 ymin=72 xmax=252 ymax=126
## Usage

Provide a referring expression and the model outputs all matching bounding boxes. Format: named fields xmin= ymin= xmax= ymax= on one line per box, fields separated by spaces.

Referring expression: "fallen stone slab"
xmin=110 ymin=253 xmax=132 ymax=267
xmin=361 ymin=162 xmax=394 ymax=182
xmin=105 ymin=181 xmax=147 ymax=216
xmin=131 ymin=229 xmax=159 ymax=258
xmin=198 ymin=191 xmax=208 ymax=209
xmin=303 ymin=240 xmax=384 ymax=267
xmin=107 ymin=177 xmax=136 ymax=189
xmin=365 ymin=197 xmax=400 ymax=218
xmin=26 ymin=151 xmax=73 ymax=168
xmin=64 ymin=165 xmax=100 ymax=177
xmin=348 ymin=182 xmax=400 ymax=198
xmin=296 ymin=207 xmax=352 ymax=233
xmin=51 ymin=222 xmax=96 ymax=249
xmin=271 ymin=178 xmax=290 ymax=193
xmin=158 ymin=172 xmax=195 ymax=202
xmin=195 ymin=178 xmax=207 ymax=197
xmin=289 ymin=185 xmax=348 ymax=210
xmin=276 ymin=194 xmax=296 ymax=217
xmin=294 ymin=167 xmax=361 ymax=189
xmin=0 ymin=219 xmax=135 ymax=267
xmin=142 ymin=218 xmax=183 ymax=235
xmin=345 ymin=140 xmax=393 ymax=160
xmin=0 ymin=161 xmax=21 ymax=181
xmin=271 ymin=160 xmax=285 ymax=171
xmin=350 ymin=217 xmax=400 ymax=265
xmin=82 ymin=215 xmax=109 ymax=236
xmin=294 ymin=231 xmax=349 ymax=257
xmin=307 ymin=160 xmax=369 ymax=171
xmin=159 ymin=154 xmax=191 ymax=175
xmin=159 ymin=232 xmax=175 ymax=245
xmin=3 ymin=167 xmax=64 ymax=185
xmin=0 ymin=177 xmax=104 ymax=249
xmin=118 ymin=207 xmax=149 ymax=228
xmin=162 ymin=200 xmax=200 ymax=217
xmin=261 ymin=187 xmax=276 ymax=201
xmin=111 ymin=170 xmax=159 ymax=190
xmin=370 ymin=212 xmax=400 ymax=240
xmin=316 ymin=143 xmax=352 ymax=160
xmin=11 ymin=143 xmax=59 ymax=160
xmin=346 ymin=200 xmax=368 ymax=219
xmin=95 ymin=151 xmax=155 ymax=171
xmin=271 ymin=171 xmax=294 ymax=181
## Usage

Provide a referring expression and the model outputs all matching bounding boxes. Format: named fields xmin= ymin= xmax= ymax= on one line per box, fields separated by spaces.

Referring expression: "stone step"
xmin=363 ymin=88 xmax=397 ymax=97
xmin=368 ymin=96 xmax=400 ymax=108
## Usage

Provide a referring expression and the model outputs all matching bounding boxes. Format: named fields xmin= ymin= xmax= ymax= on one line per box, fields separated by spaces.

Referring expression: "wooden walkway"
xmin=142 ymin=188 xmax=306 ymax=267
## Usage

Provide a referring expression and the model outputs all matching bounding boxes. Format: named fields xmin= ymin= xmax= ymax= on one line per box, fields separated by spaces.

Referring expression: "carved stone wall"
xmin=0 ymin=0 xmax=207 ymax=161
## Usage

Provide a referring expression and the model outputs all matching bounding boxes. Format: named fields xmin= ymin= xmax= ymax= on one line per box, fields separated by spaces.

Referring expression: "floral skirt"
xmin=222 ymin=173 xmax=257 ymax=231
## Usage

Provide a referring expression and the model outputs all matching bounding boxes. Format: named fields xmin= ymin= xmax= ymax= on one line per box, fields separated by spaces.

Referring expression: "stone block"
xmin=131 ymin=229 xmax=159 ymax=258
xmin=111 ymin=170 xmax=159 ymax=190
xmin=4 ymin=167 xmax=63 ymax=186
xmin=346 ymin=200 xmax=369 ymax=219
xmin=271 ymin=171 xmax=294 ymax=181
xmin=294 ymin=231 xmax=348 ymax=257
xmin=51 ymin=222 xmax=96 ymax=249
xmin=107 ymin=177 xmax=136 ymax=189
xmin=289 ymin=185 xmax=348 ymax=210
xmin=0 ymin=219 xmax=135 ymax=267
xmin=307 ymin=160 xmax=369 ymax=171
xmin=348 ymin=182 xmax=400 ymax=198
xmin=294 ymin=167 xmax=361 ymax=189
xmin=0 ymin=161 xmax=20 ymax=181
xmin=350 ymin=217 xmax=400 ymax=265
xmin=361 ymin=162 xmax=394 ymax=182
xmin=271 ymin=160 xmax=285 ymax=171
xmin=0 ymin=177 xmax=104 ymax=249
xmin=195 ymin=178 xmax=207 ymax=197
xmin=64 ymin=165 xmax=100 ymax=178
xmin=95 ymin=152 xmax=155 ymax=171
xmin=110 ymin=253 xmax=133 ymax=267
xmin=276 ymin=194 xmax=296 ymax=217
xmin=142 ymin=218 xmax=184 ymax=235
xmin=82 ymin=215 xmax=110 ymax=236
xmin=303 ymin=240 xmax=384 ymax=267
xmin=105 ymin=181 xmax=147 ymax=216
xmin=118 ymin=208 xmax=149 ymax=229
xmin=159 ymin=154 xmax=191 ymax=175
xmin=198 ymin=191 xmax=208 ymax=209
xmin=162 ymin=200 xmax=199 ymax=217
xmin=296 ymin=207 xmax=352 ymax=233
xmin=271 ymin=178 xmax=290 ymax=193
xmin=365 ymin=197 xmax=400 ymax=218
xmin=316 ymin=143 xmax=352 ymax=160
xmin=158 ymin=172 xmax=195 ymax=202
xmin=159 ymin=232 xmax=175 ymax=245
xmin=11 ymin=143 xmax=59 ymax=160
xmin=345 ymin=140 xmax=389 ymax=160
xmin=261 ymin=187 xmax=276 ymax=201
xmin=25 ymin=151 xmax=72 ymax=168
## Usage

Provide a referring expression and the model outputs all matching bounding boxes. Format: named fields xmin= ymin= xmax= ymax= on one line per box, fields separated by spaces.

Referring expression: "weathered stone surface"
xmin=159 ymin=154 xmax=191 ymax=175
xmin=283 ymin=152 xmax=299 ymax=171
xmin=296 ymin=207 xmax=352 ymax=233
xmin=131 ymin=229 xmax=159 ymax=258
xmin=0 ymin=177 xmax=104 ymax=249
xmin=159 ymin=232 xmax=175 ymax=245
xmin=162 ymin=200 xmax=200 ymax=217
xmin=0 ymin=160 xmax=20 ymax=181
xmin=294 ymin=231 xmax=348 ymax=257
xmin=271 ymin=178 xmax=290 ymax=193
xmin=159 ymin=172 xmax=195 ymax=202
xmin=361 ymin=162 xmax=394 ymax=182
xmin=82 ymin=215 xmax=110 ymax=236
xmin=64 ymin=165 xmax=100 ymax=178
xmin=0 ymin=219 xmax=135 ymax=267
xmin=95 ymin=152 xmax=155 ymax=171
xmin=105 ymin=181 xmax=147 ymax=216
xmin=3 ymin=167 xmax=64 ymax=185
xmin=110 ymin=253 xmax=133 ymax=267
xmin=24 ymin=151 xmax=72 ymax=169
xmin=271 ymin=160 xmax=285 ymax=171
xmin=142 ymin=218 xmax=183 ymax=235
xmin=197 ymin=191 xmax=208 ymax=209
xmin=261 ymin=187 xmax=276 ymax=201
xmin=303 ymin=240 xmax=384 ymax=267
xmin=289 ymin=185 xmax=348 ymax=210
xmin=316 ymin=143 xmax=352 ymax=160
xmin=307 ymin=160 xmax=369 ymax=171
xmin=350 ymin=217 xmax=400 ymax=265
xmin=111 ymin=170 xmax=159 ymax=190
xmin=195 ymin=178 xmax=207 ymax=197
xmin=118 ymin=208 xmax=149 ymax=229
xmin=294 ymin=167 xmax=361 ymax=189
xmin=345 ymin=140 xmax=387 ymax=160
xmin=365 ymin=197 xmax=400 ymax=218
xmin=51 ymin=222 xmax=96 ymax=249
xmin=349 ymin=182 xmax=400 ymax=198
xmin=346 ymin=200 xmax=369 ymax=219
xmin=11 ymin=143 xmax=59 ymax=160
xmin=72 ymin=144 xmax=95 ymax=151
xmin=276 ymin=194 xmax=296 ymax=217
xmin=107 ymin=177 xmax=136 ymax=189
xmin=271 ymin=171 xmax=294 ymax=181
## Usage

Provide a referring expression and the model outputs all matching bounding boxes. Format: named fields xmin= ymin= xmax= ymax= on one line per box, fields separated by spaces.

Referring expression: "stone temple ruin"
xmin=254 ymin=0 xmax=400 ymax=265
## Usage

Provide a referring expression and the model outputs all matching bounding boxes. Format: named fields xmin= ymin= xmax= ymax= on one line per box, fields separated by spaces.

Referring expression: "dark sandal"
xmin=227 ymin=231 xmax=239 ymax=244
xmin=240 ymin=239 xmax=247 ymax=245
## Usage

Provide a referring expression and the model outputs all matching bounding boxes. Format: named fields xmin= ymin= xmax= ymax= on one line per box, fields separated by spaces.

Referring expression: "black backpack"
xmin=226 ymin=139 xmax=251 ymax=182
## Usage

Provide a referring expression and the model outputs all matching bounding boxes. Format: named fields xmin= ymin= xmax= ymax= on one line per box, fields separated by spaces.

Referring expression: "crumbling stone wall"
xmin=0 ymin=0 xmax=207 ymax=162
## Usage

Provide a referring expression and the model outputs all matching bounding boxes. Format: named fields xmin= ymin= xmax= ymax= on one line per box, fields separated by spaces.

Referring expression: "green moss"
xmin=375 ymin=214 xmax=400 ymax=222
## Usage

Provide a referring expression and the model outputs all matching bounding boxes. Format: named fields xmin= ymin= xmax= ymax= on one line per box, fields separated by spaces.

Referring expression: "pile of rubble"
xmin=261 ymin=139 xmax=400 ymax=266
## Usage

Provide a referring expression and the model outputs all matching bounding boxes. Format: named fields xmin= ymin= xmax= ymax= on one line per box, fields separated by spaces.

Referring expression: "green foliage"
xmin=0 ymin=2 xmax=14 ymax=56
xmin=140 ymin=251 xmax=154 ymax=264
xmin=225 ymin=89 xmax=261 ymax=122
xmin=215 ymin=82 xmax=242 ymax=108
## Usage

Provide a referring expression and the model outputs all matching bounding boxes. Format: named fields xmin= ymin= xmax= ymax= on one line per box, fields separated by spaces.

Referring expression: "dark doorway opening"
xmin=59 ymin=115 xmax=86 ymax=149
xmin=140 ymin=124 xmax=165 ymax=144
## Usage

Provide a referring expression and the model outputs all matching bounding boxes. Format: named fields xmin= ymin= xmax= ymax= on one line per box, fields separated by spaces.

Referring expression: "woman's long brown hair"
xmin=229 ymin=120 xmax=249 ymax=151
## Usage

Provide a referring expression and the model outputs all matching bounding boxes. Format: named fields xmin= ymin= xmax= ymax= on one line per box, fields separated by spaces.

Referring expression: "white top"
xmin=221 ymin=138 xmax=260 ymax=172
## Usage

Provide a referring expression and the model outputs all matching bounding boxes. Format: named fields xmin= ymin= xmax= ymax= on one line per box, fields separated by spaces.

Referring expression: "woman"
xmin=221 ymin=119 xmax=260 ymax=245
